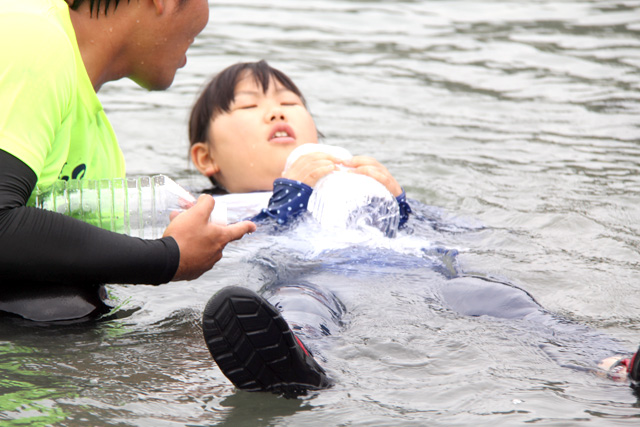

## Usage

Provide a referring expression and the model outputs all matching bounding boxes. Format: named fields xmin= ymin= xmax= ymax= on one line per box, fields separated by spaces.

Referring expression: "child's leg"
xmin=439 ymin=276 xmax=637 ymax=383
xmin=259 ymin=280 xmax=345 ymax=345
xmin=439 ymin=275 xmax=541 ymax=320
xmin=201 ymin=286 xmax=333 ymax=397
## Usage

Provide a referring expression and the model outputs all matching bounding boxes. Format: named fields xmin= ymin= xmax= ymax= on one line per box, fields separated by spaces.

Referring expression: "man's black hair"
xmin=68 ymin=0 xmax=130 ymax=16
xmin=68 ymin=0 xmax=190 ymax=16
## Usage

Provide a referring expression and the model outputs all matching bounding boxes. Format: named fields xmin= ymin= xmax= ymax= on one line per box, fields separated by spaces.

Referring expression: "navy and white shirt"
xmin=252 ymin=178 xmax=411 ymax=228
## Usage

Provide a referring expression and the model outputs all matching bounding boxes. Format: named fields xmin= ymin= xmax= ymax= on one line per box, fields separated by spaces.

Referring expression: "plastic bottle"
xmin=32 ymin=175 xmax=227 ymax=239
xmin=284 ymin=144 xmax=400 ymax=237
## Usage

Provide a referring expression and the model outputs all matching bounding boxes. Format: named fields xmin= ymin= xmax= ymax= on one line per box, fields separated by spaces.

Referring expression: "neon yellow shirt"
xmin=0 ymin=0 xmax=125 ymax=193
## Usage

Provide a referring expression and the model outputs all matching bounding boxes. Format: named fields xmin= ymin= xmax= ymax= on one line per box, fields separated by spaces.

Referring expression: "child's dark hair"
xmin=189 ymin=60 xmax=307 ymax=147
xmin=189 ymin=60 xmax=309 ymax=190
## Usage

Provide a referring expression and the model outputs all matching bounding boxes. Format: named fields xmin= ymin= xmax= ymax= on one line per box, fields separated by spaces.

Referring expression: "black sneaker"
xmin=202 ymin=286 xmax=332 ymax=397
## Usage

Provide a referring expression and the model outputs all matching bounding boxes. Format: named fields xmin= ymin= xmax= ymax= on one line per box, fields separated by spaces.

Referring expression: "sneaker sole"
xmin=202 ymin=286 xmax=329 ymax=396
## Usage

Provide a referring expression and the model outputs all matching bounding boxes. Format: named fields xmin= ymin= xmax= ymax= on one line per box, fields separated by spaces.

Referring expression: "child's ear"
xmin=190 ymin=142 xmax=220 ymax=177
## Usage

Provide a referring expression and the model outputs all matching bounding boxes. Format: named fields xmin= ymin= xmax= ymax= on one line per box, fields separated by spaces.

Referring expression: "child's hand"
xmin=282 ymin=152 xmax=339 ymax=188
xmin=343 ymin=156 xmax=403 ymax=197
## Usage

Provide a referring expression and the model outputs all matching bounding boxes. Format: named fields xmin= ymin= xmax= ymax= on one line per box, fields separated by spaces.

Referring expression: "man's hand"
xmin=163 ymin=195 xmax=256 ymax=281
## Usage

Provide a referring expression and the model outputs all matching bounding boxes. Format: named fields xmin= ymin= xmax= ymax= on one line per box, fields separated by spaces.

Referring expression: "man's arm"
xmin=0 ymin=150 xmax=180 ymax=286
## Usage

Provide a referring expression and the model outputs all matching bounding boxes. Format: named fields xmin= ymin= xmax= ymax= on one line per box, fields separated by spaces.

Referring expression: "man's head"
xmin=68 ymin=0 xmax=209 ymax=91
xmin=128 ymin=0 xmax=209 ymax=91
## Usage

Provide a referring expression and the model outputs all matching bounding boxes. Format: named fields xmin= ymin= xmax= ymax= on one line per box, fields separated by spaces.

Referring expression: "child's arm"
xmin=344 ymin=156 xmax=411 ymax=227
xmin=251 ymin=152 xmax=339 ymax=224
xmin=252 ymin=178 xmax=313 ymax=225
xmin=281 ymin=152 xmax=339 ymax=187
xmin=395 ymin=189 xmax=412 ymax=228
xmin=254 ymin=153 xmax=411 ymax=227
xmin=342 ymin=156 xmax=402 ymax=197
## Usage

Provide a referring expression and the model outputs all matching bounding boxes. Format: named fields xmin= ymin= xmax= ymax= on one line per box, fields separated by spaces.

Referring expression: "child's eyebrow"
xmin=234 ymin=90 xmax=259 ymax=97
xmin=234 ymin=88 xmax=295 ymax=97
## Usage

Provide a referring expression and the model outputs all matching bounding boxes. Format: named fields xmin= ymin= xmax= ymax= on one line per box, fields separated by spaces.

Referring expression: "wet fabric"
xmin=246 ymin=207 xmax=629 ymax=370
xmin=0 ymin=0 xmax=125 ymax=192
xmin=252 ymin=177 xmax=412 ymax=227
xmin=0 ymin=0 xmax=179 ymax=322
xmin=0 ymin=150 xmax=180 ymax=322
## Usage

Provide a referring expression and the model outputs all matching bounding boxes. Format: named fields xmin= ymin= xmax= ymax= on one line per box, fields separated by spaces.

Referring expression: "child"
xmin=189 ymin=59 xmax=412 ymax=395
xmin=188 ymin=60 xmax=639 ymax=397
xmin=188 ymin=60 xmax=411 ymax=229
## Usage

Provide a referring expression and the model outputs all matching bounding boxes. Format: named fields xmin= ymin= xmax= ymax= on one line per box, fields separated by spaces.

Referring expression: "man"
xmin=0 ymin=0 xmax=256 ymax=321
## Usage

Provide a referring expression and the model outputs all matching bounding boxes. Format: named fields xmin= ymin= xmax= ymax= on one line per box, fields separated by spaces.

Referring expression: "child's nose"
xmin=266 ymin=106 xmax=286 ymax=122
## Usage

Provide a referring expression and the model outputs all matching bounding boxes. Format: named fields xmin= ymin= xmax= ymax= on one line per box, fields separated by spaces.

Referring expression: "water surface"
xmin=2 ymin=0 xmax=640 ymax=425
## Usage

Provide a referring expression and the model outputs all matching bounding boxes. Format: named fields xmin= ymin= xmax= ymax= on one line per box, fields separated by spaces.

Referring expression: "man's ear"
xmin=190 ymin=142 xmax=220 ymax=177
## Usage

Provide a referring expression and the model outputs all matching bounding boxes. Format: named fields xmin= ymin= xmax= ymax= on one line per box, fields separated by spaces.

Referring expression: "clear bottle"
xmin=32 ymin=175 xmax=227 ymax=239
xmin=284 ymin=144 xmax=400 ymax=237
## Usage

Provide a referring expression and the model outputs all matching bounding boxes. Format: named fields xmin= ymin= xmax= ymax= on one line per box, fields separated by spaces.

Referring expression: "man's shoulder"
xmin=0 ymin=0 xmax=71 ymax=47
xmin=0 ymin=2 xmax=75 ymax=83
xmin=0 ymin=0 xmax=66 ymax=16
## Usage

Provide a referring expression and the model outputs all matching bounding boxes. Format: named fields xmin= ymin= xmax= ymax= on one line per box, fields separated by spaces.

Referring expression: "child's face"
xmin=198 ymin=73 xmax=318 ymax=193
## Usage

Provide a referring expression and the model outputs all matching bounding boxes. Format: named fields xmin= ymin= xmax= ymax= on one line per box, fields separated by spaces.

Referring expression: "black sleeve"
xmin=0 ymin=150 xmax=180 ymax=286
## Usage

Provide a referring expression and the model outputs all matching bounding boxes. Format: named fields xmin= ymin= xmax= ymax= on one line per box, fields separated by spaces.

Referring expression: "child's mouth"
xmin=269 ymin=124 xmax=297 ymax=143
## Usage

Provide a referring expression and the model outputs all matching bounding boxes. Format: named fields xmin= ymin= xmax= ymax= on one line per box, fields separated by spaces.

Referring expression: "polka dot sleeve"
xmin=252 ymin=178 xmax=412 ymax=228
xmin=252 ymin=178 xmax=313 ymax=225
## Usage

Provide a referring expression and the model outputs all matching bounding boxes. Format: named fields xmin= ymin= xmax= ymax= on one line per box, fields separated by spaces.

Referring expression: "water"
xmin=2 ymin=0 xmax=640 ymax=425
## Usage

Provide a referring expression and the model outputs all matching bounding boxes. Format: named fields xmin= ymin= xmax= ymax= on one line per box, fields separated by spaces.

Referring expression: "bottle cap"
xmin=210 ymin=200 xmax=228 ymax=226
